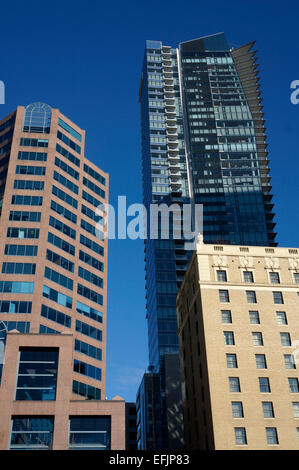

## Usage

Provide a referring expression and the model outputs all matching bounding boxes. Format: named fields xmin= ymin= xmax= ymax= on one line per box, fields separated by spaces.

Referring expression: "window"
xmin=83 ymin=177 xmax=105 ymax=199
xmin=76 ymin=301 xmax=103 ymax=324
xmin=46 ymin=249 xmax=74 ymax=273
xmin=0 ymin=281 xmax=34 ymax=294
xmin=232 ymin=402 xmax=243 ymax=418
xmin=234 ymin=427 xmax=247 ymax=445
xmin=52 ymin=185 xmax=78 ymax=209
xmin=78 ymin=267 xmax=103 ymax=289
xmin=50 ymin=200 xmax=77 ymax=224
xmin=219 ymin=290 xmax=229 ymax=302
xmin=14 ymin=180 xmax=44 ymax=191
xmin=41 ymin=304 xmax=71 ymax=328
xmin=273 ymin=292 xmax=284 ymax=304
xmin=68 ymin=416 xmax=110 ymax=450
xmin=221 ymin=310 xmax=232 ymax=323
xmin=49 ymin=216 xmax=76 ymax=240
xmin=18 ymin=151 xmax=47 ymax=161
xmin=53 ymin=170 xmax=78 ymax=195
xmin=39 ymin=325 xmax=60 ymax=334
xmin=72 ymin=380 xmax=101 ymax=400
xmin=56 ymin=143 xmax=80 ymax=167
xmin=75 ymin=319 xmax=102 ymax=341
xmin=74 ymin=339 xmax=102 ymax=361
xmin=276 ymin=311 xmax=287 ymax=325
xmin=294 ymin=273 xmax=299 ymax=284
xmin=243 ymin=271 xmax=254 ymax=283
xmin=288 ymin=378 xmax=299 ymax=393
xmin=4 ymin=321 xmax=30 ymax=333
xmin=224 ymin=331 xmax=235 ymax=345
xmin=16 ymin=165 xmax=46 ymax=176
xmin=20 ymin=138 xmax=48 ymax=147
xmin=48 ymin=232 xmax=75 ymax=256
xmin=55 ymin=156 xmax=79 ymax=180
xmin=280 ymin=332 xmax=291 ymax=347
xmin=44 ymin=267 xmax=73 ymax=291
xmin=79 ymin=250 xmax=104 ymax=272
xmin=284 ymin=354 xmax=296 ymax=369
xmin=226 ymin=353 xmax=237 ymax=368
xmin=9 ymin=211 xmax=41 ymax=222
xmin=293 ymin=402 xmax=299 ymax=418
xmin=0 ymin=300 xmax=32 ymax=314
xmin=81 ymin=218 xmax=98 ymax=237
xmin=4 ymin=245 xmax=38 ymax=256
xmin=11 ymin=194 xmax=43 ymax=206
xmin=217 ymin=270 xmax=227 ymax=282
xmin=229 ymin=377 xmax=240 ymax=392
xmin=81 ymin=204 xmax=103 ymax=224
xmin=58 ymin=118 xmax=82 ymax=142
xmin=42 ymin=285 xmax=72 ymax=309
xmin=7 ymin=227 xmax=39 ymax=239
xmin=256 ymin=354 xmax=267 ymax=369
xmin=252 ymin=332 xmax=263 ymax=346
xmin=266 ymin=427 xmax=278 ymax=445
xmin=249 ymin=311 xmax=260 ymax=324
xmin=77 ymin=284 xmax=103 ymax=306
xmin=73 ymin=359 xmax=101 ymax=381
xmin=84 ymin=163 xmax=106 ymax=186
xmin=80 ymin=234 xmax=104 ymax=257
xmin=82 ymin=190 xmax=102 ymax=209
xmin=15 ymin=348 xmax=58 ymax=400
xmin=259 ymin=377 xmax=271 ymax=393
xmin=2 ymin=262 xmax=35 ymax=275
xmin=246 ymin=291 xmax=257 ymax=303
xmin=262 ymin=402 xmax=274 ymax=418
xmin=10 ymin=417 xmax=54 ymax=450
xmin=57 ymin=130 xmax=81 ymax=154
xmin=269 ymin=272 xmax=280 ymax=284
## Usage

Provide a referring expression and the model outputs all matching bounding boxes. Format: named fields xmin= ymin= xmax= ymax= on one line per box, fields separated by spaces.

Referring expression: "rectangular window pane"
xmin=217 ymin=270 xmax=227 ymax=282
xmin=276 ymin=311 xmax=287 ymax=325
xmin=262 ymin=402 xmax=274 ymax=418
xmin=259 ymin=377 xmax=270 ymax=393
xmin=246 ymin=291 xmax=257 ymax=303
xmin=255 ymin=354 xmax=267 ymax=369
xmin=266 ymin=427 xmax=278 ymax=445
xmin=10 ymin=416 xmax=54 ymax=450
xmin=269 ymin=272 xmax=280 ymax=284
xmin=221 ymin=310 xmax=232 ymax=323
xmin=226 ymin=354 xmax=237 ymax=368
xmin=232 ymin=402 xmax=243 ymax=418
xmin=229 ymin=377 xmax=240 ymax=392
xmin=243 ymin=271 xmax=254 ymax=283
xmin=15 ymin=348 xmax=58 ymax=401
xmin=68 ymin=416 xmax=110 ymax=450
xmin=219 ymin=290 xmax=229 ymax=302
xmin=273 ymin=292 xmax=284 ymax=304
xmin=234 ymin=427 xmax=247 ymax=445
xmin=249 ymin=311 xmax=260 ymax=324
xmin=252 ymin=332 xmax=263 ymax=346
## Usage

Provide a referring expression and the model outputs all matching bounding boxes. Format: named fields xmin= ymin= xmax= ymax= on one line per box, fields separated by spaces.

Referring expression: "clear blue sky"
xmin=0 ymin=0 xmax=298 ymax=401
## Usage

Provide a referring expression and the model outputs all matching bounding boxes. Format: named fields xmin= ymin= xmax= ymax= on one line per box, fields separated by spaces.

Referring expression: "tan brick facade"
xmin=177 ymin=242 xmax=299 ymax=450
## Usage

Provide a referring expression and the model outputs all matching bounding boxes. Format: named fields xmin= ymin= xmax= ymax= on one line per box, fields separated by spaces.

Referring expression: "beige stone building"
xmin=177 ymin=241 xmax=299 ymax=450
xmin=0 ymin=103 xmax=125 ymax=450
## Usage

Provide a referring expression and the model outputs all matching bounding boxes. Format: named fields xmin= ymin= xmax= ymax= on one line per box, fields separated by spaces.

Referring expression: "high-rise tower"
xmin=0 ymin=103 xmax=126 ymax=450
xmin=138 ymin=33 xmax=276 ymax=449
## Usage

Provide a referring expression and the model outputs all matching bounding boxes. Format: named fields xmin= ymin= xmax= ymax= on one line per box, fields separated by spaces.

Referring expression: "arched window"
xmin=23 ymin=102 xmax=52 ymax=134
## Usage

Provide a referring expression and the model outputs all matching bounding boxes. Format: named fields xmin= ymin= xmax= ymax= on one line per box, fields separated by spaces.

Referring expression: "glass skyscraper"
xmin=137 ymin=32 xmax=276 ymax=449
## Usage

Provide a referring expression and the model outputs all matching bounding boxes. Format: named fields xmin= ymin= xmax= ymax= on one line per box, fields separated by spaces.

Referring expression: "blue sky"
xmin=0 ymin=0 xmax=298 ymax=401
